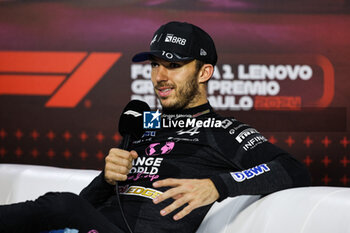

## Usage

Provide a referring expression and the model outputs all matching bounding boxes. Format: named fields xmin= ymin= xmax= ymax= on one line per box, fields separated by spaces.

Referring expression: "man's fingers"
xmin=173 ymin=194 xmax=183 ymax=200
xmin=105 ymin=159 xmax=131 ymax=172
xmin=105 ymin=165 xmax=129 ymax=177
xmin=109 ymin=148 xmax=130 ymax=158
xmin=104 ymin=148 xmax=138 ymax=185
xmin=159 ymin=195 xmax=191 ymax=217
xmin=152 ymin=179 xmax=220 ymax=220
xmin=153 ymin=178 xmax=181 ymax=188
xmin=105 ymin=156 xmax=131 ymax=168
xmin=173 ymin=204 xmax=196 ymax=221
xmin=104 ymin=172 xmax=127 ymax=184
xmin=153 ymin=186 xmax=185 ymax=204
xmin=153 ymin=179 xmax=196 ymax=204
xmin=109 ymin=148 xmax=135 ymax=162
xmin=130 ymin=150 xmax=138 ymax=159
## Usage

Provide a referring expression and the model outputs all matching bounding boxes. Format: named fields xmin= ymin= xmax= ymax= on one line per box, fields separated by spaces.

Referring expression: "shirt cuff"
xmin=210 ymin=174 xmax=229 ymax=202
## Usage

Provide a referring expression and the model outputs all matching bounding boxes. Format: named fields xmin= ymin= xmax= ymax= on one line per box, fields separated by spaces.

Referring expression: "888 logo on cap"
xmin=143 ymin=110 xmax=161 ymax=129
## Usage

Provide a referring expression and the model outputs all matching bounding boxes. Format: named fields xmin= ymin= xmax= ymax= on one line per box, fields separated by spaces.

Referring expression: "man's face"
xmin=150 ymin=57 xmax=201 ymax=110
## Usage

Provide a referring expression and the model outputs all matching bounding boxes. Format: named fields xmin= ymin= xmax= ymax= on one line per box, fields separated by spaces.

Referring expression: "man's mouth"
xmin=158 ymin=88 xmax=173 ymax=97
xmin=157 ymin=87 xmax=173 ymax=98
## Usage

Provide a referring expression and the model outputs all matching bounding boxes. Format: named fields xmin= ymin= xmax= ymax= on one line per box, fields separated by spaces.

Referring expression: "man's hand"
xmin=104 ymin=148 xmax=138 ymax=185
xmin=152 ymin=178 xmax=219 ymax=221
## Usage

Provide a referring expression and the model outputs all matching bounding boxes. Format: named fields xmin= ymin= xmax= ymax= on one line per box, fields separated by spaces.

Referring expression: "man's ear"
xmin=198 ymin=64 xmax=214 ymax=83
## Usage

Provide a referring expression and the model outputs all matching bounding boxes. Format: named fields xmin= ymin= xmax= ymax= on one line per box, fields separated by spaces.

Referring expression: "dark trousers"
xmin=0 ymin=192 xmax=126 ymax=233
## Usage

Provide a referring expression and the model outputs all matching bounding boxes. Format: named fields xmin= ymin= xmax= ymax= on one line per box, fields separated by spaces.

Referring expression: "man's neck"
xmin=162 ymin=102 xmax=212 ymax=116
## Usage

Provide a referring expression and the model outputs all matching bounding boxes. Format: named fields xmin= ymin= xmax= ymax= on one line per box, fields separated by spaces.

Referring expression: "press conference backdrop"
xmin=0 ymin=0 xmax=349 ymax=186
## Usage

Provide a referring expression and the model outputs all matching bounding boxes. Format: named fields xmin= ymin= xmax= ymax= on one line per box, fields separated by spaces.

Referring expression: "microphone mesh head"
xmin=118 ymin=100 xmax=151 ymax=139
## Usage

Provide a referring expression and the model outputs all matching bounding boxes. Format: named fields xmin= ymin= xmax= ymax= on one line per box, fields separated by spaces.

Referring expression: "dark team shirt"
xmin=80 ymin=102 xmax=311 ymax=233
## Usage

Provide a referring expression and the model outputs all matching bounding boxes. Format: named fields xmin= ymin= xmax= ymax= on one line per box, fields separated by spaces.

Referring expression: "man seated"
xmin=0 ymin=21 xmax=311 ymax=233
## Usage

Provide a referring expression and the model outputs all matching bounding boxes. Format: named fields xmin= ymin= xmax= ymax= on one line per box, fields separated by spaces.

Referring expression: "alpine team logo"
xmin=150 ymin=35 xmax=158 ymax=45
xmin=143 ymin=110 xmax=161 ymax=129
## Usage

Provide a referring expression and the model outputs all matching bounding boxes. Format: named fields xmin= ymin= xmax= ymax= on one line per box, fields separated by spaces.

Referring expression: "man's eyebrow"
xmin=149 ymin=55 xmax=160 ymax=62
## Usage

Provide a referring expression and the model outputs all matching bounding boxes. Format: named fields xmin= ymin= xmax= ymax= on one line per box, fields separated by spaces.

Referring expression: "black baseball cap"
xmin=132 ymin=21 xmax=217 ymax=66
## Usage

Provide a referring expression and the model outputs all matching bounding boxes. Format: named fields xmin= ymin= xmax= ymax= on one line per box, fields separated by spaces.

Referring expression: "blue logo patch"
xmin=143 ymin=110 xmax=161 ymax=129
xmin=231 ymin=164 xmax=270 ymax=182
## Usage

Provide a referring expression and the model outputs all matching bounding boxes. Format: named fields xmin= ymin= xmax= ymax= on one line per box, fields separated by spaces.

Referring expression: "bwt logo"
xmin=143 ymin=110 xmax=161 ymax=129
xmin=0 ymin=51 xmax=122 ymax=108
xmin=231 ymin=164 xmax=270 ymax=182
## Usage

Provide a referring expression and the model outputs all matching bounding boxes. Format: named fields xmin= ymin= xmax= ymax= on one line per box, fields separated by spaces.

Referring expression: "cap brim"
xmin=132 ymin=50 xmax=194 ymax=63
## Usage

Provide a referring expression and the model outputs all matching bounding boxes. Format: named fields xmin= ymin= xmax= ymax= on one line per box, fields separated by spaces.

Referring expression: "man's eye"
xmin=151 ymin=62 xmax=159 ymax=68
xmin=168 ymin=63 xmax=181 ymax=69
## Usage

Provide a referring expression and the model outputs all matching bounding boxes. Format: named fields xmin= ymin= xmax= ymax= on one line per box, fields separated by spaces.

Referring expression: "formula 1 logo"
xmin=0 ymin=51 xmax=122 ymax=108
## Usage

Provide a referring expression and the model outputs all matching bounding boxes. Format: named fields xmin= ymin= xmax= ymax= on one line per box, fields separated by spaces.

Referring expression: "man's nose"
xmin=154 ymin=65 xmax=168 ymax=82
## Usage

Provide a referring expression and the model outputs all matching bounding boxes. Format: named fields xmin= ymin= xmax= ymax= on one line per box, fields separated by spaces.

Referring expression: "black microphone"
xmin=116 ymin=100 xmax=150 ymax=233
xmin=118 ymin=99 xmax=151 ymax=150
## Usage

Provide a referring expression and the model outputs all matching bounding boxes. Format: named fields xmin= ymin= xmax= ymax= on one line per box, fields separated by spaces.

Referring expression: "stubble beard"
xmin=157 ymin=74 xmax=200 ymax=111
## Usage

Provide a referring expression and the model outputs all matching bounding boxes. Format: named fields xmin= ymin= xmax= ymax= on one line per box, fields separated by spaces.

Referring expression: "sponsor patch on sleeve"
xmin=242 ymin=135 xmax=268 ymax=151
xmin=235 ymin=128 xmax=259 ymax=143
xmin=230 ymin=164 xmax=270 ymax=182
